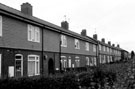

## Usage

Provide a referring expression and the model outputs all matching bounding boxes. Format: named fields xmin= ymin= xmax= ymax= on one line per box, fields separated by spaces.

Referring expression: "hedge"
xmin=0 ymin=69 xmax=117 ymax=89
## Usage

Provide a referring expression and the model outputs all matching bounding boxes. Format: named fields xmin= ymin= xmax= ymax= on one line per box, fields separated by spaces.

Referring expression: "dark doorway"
xmin=48 ymin=58 xmax=54 ymax=74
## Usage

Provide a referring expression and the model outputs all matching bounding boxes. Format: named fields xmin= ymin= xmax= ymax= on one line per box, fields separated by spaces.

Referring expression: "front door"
xmin=15 ymin=54 xmax=23 ymax=77
xmin=48 ymin=58 xmax=54 ymax=74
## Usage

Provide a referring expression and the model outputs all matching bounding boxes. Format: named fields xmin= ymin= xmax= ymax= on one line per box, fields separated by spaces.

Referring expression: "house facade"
xmin=0 ymin=2 xmax=127 ymax=78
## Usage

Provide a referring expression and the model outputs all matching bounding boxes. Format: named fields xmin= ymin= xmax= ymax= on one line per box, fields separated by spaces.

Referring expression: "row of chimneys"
xmin=20 ymin=3 xmax=120 ymax=48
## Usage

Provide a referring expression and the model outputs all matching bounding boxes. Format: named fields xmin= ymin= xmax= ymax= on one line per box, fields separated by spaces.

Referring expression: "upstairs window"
xmin=0 ymin=16 xmax=2 ymax=37
xmin=103 ymin=46 xmax=106 ymax=51
xmin=85 ymin=42 xmax=89 ymax=51
xmin=61 ymin=35 xmax=67 ymax=47
xmin=99 ymin=44 xmax=101 ymax=51
xmin=28 ymin=24 xmax=40 ymax=43
xmin=93 ymin=44 xmax=96 ymax=52
xmin=75 ymin=39 xmax=80 ymax=49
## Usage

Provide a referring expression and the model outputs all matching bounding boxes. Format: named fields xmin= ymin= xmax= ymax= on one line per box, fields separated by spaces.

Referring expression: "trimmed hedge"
xmin=0 ymin=69 xmax=117 ymax=89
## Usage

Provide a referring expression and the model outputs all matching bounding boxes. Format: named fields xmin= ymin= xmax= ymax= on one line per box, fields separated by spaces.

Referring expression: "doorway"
xmin=48 ymin=58 xmax=54 ymax=74
xmin=15 ymin=54 xmax=23 ymax=77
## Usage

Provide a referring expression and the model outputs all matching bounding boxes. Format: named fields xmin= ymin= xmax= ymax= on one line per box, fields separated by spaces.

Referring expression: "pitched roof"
xmin=0 ymin=3 xmax=97 ymax=44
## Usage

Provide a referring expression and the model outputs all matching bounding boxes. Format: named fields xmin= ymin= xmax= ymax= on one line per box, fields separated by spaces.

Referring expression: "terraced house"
xmin=0 ymin=2 xmax=128 ymax=79
xmin=0 ymin=2 xmax=99 ymax=78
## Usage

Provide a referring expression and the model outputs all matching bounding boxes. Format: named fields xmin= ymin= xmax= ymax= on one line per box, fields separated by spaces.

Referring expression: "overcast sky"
xmin=1 ymin=0 xmax=135 ymax=52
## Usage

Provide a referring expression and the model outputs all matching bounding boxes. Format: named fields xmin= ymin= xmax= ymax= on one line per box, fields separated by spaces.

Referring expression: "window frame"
xmin=75 ymin=39 xmax=80 ymax=49
xmin=93 ymin=44 xmax=96 ymax=52
xmin=0 ymin=16 xmax=2 ymax=37
xmin=28 ymin=55 xmax=40 ymax=76
xmin=28 ymin=24 xmax=40 ymax=43
xmin=61 ymin=35 xmax=67 ymax=47
xmin=15 ymin=54 xmax=23 ymax=76
xmin=85 ymin=42 xmax=89 ymax=51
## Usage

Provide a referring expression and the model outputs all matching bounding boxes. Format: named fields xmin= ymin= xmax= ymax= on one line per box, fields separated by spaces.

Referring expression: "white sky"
xmin=1 ymin=0 xmax=135 ymax=52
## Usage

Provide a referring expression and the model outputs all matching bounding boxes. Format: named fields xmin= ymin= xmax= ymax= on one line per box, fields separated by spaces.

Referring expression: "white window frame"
xmin=68 ymin=56 xmax=71 ymax=68
xmin=75 ymin=39 xmax=80 ymax=49
xmin=93 ymin=57 xmax=97 ymax=66
xmin=61 ymin=56 xmax=67 ymax=69
xmin=85 ymin=42 xmax=89 ymax=51
xmin=86 ymin=57 xmax=89 ymax=66
xmin=28 ymin=24 xmax=40 ymax=43
xmin=61 ymin=35 xmax=67 ymax=47
xmin=93 ymin=44 xmax=96 ymax=52
xmin=15 ymin=54 xmax=23 ymax=76
xmin=0 ymin=16 xmax=2 ymax=37
xmin=28 ymin=55 xmax=40 ymax=76
xmin=75 ymin=56 xmax=80 ymax=67
xmin=99 ymin=44 xmax=101 ymax=51
xmin=103 ymin=46 xmax=106 ymax=52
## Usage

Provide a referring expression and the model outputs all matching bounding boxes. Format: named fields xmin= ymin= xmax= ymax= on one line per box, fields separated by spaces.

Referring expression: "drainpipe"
xmin=96 ymin=42 xmax=99 ymax=67
xmin=59 ymin=31 xmax=62 ymax=73
xmin=41 ymin=26 xmax=44 ymax=76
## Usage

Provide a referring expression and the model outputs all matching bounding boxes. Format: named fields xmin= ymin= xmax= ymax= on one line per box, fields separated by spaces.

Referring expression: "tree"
xmin=131 ymin=51 xmax=135 ymax=59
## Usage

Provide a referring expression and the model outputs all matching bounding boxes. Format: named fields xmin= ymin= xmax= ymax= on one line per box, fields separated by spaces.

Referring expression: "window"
xmin=61 ymin=56 xmax=67 ymax=70
xmin=28 ymin=55 xmax=40 ymax=76
xmin=15 ymin=54 xmax=23 ymax=77
xmin=68 ymin=57 xmax=71 ymax=68
xmin=61 ymin=35 xmax=67 ymax=47
xmin=90 ymin=57 xmax=96 ymax=66
xmin=104 ymin=55 xmax=106 ymax=63
xmin=99 ymin=55 xmax=102 ymax=64
xmin=93 ymin=57 xmax=97 ymax=66
xmin=107 ymin=47 xmax=109 ymax=52
xmin=99 ymin=44 xmax=101 ymax=51
xmin=86 ymin=57 xmax=89 ymax=66
xmin=85 ymin=42 xmax=89 ymax=51
xmin=75 ymin=56 xmax=80 ymax=67
xmin=75 ymin=39 xmax=80 ymax=49
xmin=103 ymin=46 xmax=106 ymax=51
xmin=28 ymin=24 xmax=40 ymax=42
xmin=93 ymin=44 xmax=96 ymax=52
xmin=0 ymin=16 xmax=2 ymax=36
xmin=0 ymin=54 xmax=1 ymax=78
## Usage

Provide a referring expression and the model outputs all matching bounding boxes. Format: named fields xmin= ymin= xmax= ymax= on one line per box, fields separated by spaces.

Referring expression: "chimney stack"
xmin=117 ymin=44 xmax=120 ymax=48
xmin=21 ymin=2 xmax=33 ymax=16
xmin=108 ymin=41 xmax=111 ymax=45
xmin=101 ymin=38 xmax=105 ymax=43
xmin=81 ymin=29 xmax=87 ymax=36
xmin=112 ymin=44 xmax=115 ymax=47
xmin=61 ymin=21 xmax=69 ymax=30
xmin=93 ymin=34 xmax=97 ymax=40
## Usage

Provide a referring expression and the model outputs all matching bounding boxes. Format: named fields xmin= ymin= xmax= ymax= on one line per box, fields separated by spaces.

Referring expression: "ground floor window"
xmin=86 ymin=57 xmax=90 ymax=66
xmin=93 ymin=57 xmax=97 ymax=66
xmin=61 ymin=56 xmax=67 ymax=70
xmin=75 ymin=56 xmax=80 ymax=67
xmin=28 ymin=55 xmax=40 ymax=76
xmin=68 ymin=56 xmax=71 ymax=68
